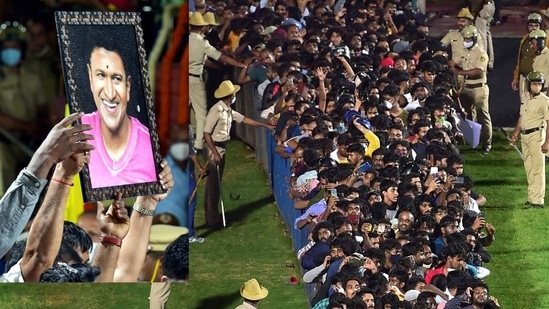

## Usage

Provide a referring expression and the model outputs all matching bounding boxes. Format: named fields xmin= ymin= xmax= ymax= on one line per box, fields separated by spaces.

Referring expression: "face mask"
xmin=390 ymin=253 xmax=401 ymax=264
xmin=250 ymin=5 xmax=257 ymax=13
xmin=301 ymin=69 xmax=308 ymax=75
xmin=88 ymin=242 xmax=100 ymax=264
xmin=463 ymin=41 xmax=474 ymax=49
xmin=337 ymin=287 xmax=345 ymax=294
xmin=347 ymin=213 xmax=360 ymax=225
xmin=231 ymin=96 xmax=237 ymax=105
xmin=384 ymin=100 xmax=393 ymax=109
xmin=1 ymin=48 xmax=21 ymax=67
xmin=170 ymin=142 xmax=190 ymax=161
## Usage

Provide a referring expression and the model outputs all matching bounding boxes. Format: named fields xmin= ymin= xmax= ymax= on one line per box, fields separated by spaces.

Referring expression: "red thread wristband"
xmin=100 ymin=235 xmax=122 ymax=247
xmin=50 ymin=178 xmax=74 ymax=186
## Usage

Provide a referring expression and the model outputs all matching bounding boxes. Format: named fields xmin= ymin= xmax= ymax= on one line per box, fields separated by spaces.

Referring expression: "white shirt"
xmin=0 ymin=259 xmax=24 ymax=282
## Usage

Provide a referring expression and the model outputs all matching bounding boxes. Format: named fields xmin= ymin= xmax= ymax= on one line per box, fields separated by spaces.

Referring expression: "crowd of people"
xmin=185 ymin=0 xmax=549 ymax=308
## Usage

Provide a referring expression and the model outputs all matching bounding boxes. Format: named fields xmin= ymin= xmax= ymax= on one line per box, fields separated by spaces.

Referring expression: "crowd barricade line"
xmin=233 ymin=87 xmax=316 ymax=305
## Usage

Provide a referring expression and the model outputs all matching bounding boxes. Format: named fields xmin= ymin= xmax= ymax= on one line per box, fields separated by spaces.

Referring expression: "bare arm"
xmin=21 ymin=153 xmax=88 ymax=282
xmin=242 ymin=117 xmax=275 ymax=130
xmin=113 ymin=162 xmax=174 ymax=282
xmin=219 ymin=55 xmax=246 ymax=69
xmin=315 ymin=68 xmax=327 ymax=112
xmin=92 ymin=193 xmax=130 ymax=282
xmin=337 ymin=56 xmax=355 ymax=81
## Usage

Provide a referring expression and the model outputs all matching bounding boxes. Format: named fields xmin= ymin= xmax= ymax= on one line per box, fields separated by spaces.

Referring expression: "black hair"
xmin=40 ymin=262 xmax=101 ymax=282
xmin=63 ymin=221 xmax=92 ymax=258
xmin=162 ymin=233 xmax=189 ymax=281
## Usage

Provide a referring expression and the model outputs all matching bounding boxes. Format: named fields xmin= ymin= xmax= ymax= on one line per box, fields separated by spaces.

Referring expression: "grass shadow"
xmin=196 ymin=195 xmax=275 ymax=237
xmin=194 ymin=291 xmax=242 ymax=308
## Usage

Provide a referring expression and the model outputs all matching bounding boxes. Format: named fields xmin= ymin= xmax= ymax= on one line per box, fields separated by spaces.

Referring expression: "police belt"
xmin=465 ymin=83 xmax=486 ymax=89
xmin=521 ymin=127 xmax=542 ymax=135
xmin=213 ymin=141 xmax=227 ymax=148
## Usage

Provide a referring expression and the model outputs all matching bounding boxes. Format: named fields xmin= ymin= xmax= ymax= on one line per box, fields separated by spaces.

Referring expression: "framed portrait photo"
xmin=55 ymin=11 xmax=166 ymax=202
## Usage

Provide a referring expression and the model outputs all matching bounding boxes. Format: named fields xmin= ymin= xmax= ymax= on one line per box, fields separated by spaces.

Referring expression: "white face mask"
xmin=231 ymin=96 xmax=237 ymax=105
xmin=384 ymin=100 xmax=393 ymax=109
xmin=170 ymin=142 xmax=190 ymax=161
xmin=463 ymin=41 xmax=474 ymax=48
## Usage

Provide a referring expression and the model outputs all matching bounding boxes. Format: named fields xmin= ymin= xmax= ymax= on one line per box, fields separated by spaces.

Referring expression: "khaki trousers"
xmin=460 ymin=85 xmax=492 ymax=148
xmin=522 ymin=129 xmax=546 ymax=205
xmin=150 ymin=282 xmax=171 ymax=309
xmin=203 ymin=145 xmax=226 ymax=227
xmin=189 ymin=75 xmax=208 ymax=150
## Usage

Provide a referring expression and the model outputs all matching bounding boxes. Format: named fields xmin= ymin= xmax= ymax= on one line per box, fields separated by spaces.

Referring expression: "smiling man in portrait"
xmin=81 ymin=34 xmax=157 ymax=188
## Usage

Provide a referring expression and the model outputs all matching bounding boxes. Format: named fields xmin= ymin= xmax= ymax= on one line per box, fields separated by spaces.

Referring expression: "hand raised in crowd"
xmin=485 ymin=222 xmax=496 ymax=236
xmin=362 ymin=257 xmax=377 ymax=273
xmin=511 ymin=79 xmax=519 ymax=91
xmin=315 ymin=67 xmax=326 ymax=81
xmin=27 ymin=112 xmax=94 ymax=179
xmin=96 ymin=192 xmax=130 ymax=240
xmin=471 ymin=215 xmax=486 ymax=231
xmin=57 ymin=151 xmax=90 ymax=179
xmin=336 ymin=7 xmax=347 ymax=18
xmin=322 ymin=255 xmax=331 ymax=268
xmin=282 ymin=81 xmax=296 ymax=93
xmin=38 ymin=112 xmax=94 ymax=162
xmin=444 ymin=174 xmax=456 ymax=191
xmin=151 ymin=159 xmax=175 ymax=202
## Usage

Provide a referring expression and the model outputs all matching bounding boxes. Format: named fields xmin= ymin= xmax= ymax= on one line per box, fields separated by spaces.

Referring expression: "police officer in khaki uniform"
xmin=449 ymin=25 xmax=492 ymax=154
xmin=510 ymin=72 xmax=549 ymax=208
xmin=511 ymin=13 xmax=549 ymax=104
xmin=531 ymin=30 xmax=549 ymax=92
xmin=189 ymin=13 xmax=246 ymax=152
xmin=203 ymin=80 xmax=274 ymax=228
xmin=0 ymin=21 xmax=47 ymax=194
xmin=441 ymin=7 xmax=485 ymax=64
xmin=470 ymin=0 xmax=495 ymax=69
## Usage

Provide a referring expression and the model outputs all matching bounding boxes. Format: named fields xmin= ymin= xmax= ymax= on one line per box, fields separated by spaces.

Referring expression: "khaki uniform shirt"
xmin=24 ymin=48 xmax=60 ymax=109
xmin=514 ymin=31 xmax=549 ymax=81
xmin=532 ymin=48 xmax=549 ymax=89
xmin=520 ymin=93 xmax=549 ymax=130
xmin=189 ymin=32 xmax=222 ymax=75
xmin=204 ymin=100 xmax=245 ymax=143
xmin=441 ymin=29 xmax=485 ymax=63
xmin=0 ymin=66 xmax=45 ymax=122
xmin=455 ymin=44 xmax=488 ymax=84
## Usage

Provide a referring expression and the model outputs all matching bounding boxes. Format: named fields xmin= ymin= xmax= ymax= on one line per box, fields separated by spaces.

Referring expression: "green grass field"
xmin=1 ymin=134 xmax=549 ymax=308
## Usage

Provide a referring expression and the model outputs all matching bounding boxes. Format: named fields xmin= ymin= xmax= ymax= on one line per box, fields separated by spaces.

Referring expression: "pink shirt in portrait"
xmin=82 ymin=112 xmax=157 ymax=188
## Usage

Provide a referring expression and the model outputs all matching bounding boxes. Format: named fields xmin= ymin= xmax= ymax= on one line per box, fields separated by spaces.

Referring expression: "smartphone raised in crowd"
xmin=430 ymin=167 xmax=439 ymax=180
